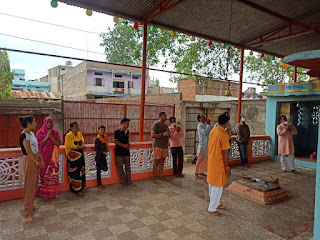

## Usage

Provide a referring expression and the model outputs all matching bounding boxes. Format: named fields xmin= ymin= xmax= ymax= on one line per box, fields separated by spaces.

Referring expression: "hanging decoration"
xmin=152 ymin=26 xmax=157 ymax=33
xmin=191 ymin=36 xmax=196 ymax=41
xmin=222 ymin=44 xmax=227 ymax=49
xmin=271 ymin=56 xmax=276 ymax=60
xmin=208 ymin=41 xmax=213 ymax=46
xmin=280 ymin=58 xmax=284 ymax=63
xmin=113 ymin=16 xmax=119 ymax=23
xmin=133 ymin=22 xmax=139 ymax=29
xmin=171 ymin=31 xmax=177 ymax=37
xmin=51 ymin=0 xmax=58 ymax=8
xmin=282 ymin=62 xmax=288 ymax=70
xmin=237 ymin=48 xmax=242 ymax=53
xmin=260 ymin=53 xmax=265 ymax=58
xmin=227 ymin=48 xmax=230 ymax=54
xmin=86 ymin=9 xmax=93 ymax=16
xmin=249 ymin=50 xmax=253 ymax=55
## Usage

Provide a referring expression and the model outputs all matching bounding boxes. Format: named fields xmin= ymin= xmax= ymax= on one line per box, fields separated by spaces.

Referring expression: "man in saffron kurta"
xmin=277 ymin=115 xmax=298 ymax=173
xmin=207 ymin=114 xmax=231 ymax=216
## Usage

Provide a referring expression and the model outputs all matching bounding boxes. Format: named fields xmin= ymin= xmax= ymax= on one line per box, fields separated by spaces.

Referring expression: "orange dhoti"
xmin=22 ymin=155 xmax=40 ymax=216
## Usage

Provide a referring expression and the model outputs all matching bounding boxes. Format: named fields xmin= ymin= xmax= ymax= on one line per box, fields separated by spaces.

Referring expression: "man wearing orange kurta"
xmin=207 ymin=114 xmax=231 ymax=216
xmin=277 ymin=115 xmax=298 ymax=173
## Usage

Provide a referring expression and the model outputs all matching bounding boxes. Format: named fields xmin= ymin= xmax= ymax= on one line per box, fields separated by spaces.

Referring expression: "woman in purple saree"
xmin=36 ymin=117 xmax=61 ymax=199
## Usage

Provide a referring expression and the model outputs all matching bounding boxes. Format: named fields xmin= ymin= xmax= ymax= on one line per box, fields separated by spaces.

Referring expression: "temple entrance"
xmin=279 ymin=101 xmax=319 ymax=163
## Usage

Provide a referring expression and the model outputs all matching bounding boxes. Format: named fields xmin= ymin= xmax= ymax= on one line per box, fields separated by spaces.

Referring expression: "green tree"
xmin=245 ymin=55 xmax=308 ymax=87
xmin=101 ymin=20 xmax=240 ymax=83
xmin=0 ymin=50 xmax=14 ymax=99
xmin=101 ymin=19 xmax=175 ymax=67
xmin=101 ymin=20 xmax=306 ymax=86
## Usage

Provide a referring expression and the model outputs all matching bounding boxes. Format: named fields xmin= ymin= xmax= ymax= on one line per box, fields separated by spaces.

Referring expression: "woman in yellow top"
xmin=65 ymin=122 xmax=86 ymax=197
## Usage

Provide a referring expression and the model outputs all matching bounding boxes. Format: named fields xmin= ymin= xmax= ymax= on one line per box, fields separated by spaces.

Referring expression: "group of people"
xmin=18 ymin=110 xmax=299 ymax=222
xmin=18 ymin=112 xmax=185 ymax=223
xmin=195 ymin=112 xmax=251 ymax=178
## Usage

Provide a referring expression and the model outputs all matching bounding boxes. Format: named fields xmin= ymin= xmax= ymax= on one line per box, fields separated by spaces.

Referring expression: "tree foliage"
xmin=245 ymin=55 xmax=308 ymax=87
xmin=0 ymin=50 xmax=14 ymax=99
xmin=101 ymin=20 xmax=307 ymax=86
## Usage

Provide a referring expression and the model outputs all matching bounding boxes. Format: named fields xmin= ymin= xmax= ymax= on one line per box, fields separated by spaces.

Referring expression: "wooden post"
xmin=237 ymin=49 xmax=244 ymax=123
xmin=294 ymin=66 xmax=297 ymax=83
xmin=139 ymin=23 xmax=148 ymax=142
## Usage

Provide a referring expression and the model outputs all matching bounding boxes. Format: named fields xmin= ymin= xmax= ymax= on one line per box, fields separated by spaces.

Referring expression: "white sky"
xmin=0 ymin=0 xmax=262 ymax=92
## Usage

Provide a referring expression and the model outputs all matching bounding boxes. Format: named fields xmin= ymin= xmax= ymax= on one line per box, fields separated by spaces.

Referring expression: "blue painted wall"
xmin=265 ymin=87 xmax=320 ymax=239
xmin=12 ymin=80 xmax=50 ymax=92
xmin=314 ymin=123 xmax=320 ymax=239
xmin=265 ymin=93 xmax=320 ymax=170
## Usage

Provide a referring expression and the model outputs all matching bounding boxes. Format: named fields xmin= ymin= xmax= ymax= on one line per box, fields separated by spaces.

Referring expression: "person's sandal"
xmin=218 ymin=205 xmax=227 ymax=210
xmin=209 ymin=211 xmax=222 ymax=216
xmin=194 ymin=174 xmax=201 ymax=179
xmin=33 ymin=205 xmax=40 ymax=210
xmin=25 ymin=215 xmax=33 ymax=223
xmin=282 ymin=170 xmax=286 ymax=173
xmin=76 ymin=192 xmax=84 ymax=197
xmin=291 ymin=170 xmax=299 ymax=174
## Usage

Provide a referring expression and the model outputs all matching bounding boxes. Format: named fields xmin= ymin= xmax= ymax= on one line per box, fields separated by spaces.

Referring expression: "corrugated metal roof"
xmin=12 ymin=90 xmax=61 ymax=99
xmin=59 ymin=0 xmax=320 ymax=57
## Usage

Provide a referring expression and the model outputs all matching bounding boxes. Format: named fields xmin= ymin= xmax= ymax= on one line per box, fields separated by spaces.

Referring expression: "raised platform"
xmin=226 ymin=179 xmax=291 ymax=205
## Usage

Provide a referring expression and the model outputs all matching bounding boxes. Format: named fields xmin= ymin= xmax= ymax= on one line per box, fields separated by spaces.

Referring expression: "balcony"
xmin=112 ymin=88 xmax=124 ymax=94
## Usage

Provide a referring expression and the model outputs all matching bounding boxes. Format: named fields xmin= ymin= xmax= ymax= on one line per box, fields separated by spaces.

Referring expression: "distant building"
xmin=244 ymin=87 xmax=261 ymax=99
xmin=61 ymin=61 xmax=148 ymax=101
xmin=178 ymin=78 xmax=239 ymax=101
xmin=12 ymin=80 xmax=50 ymax=92
xmin=12 ymin=69 xmax=25 ymax=81
xmin=40 ymin=61 xmax=73 ymax=95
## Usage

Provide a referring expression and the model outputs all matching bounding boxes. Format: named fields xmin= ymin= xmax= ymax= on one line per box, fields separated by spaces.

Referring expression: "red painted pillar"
xmin=139 ymin=23 xmax=148 ymax=142
xmin=294 ymin=66 xmax=297 ymax=83
xmin=237 ymin=49 xmax=244 ymax=123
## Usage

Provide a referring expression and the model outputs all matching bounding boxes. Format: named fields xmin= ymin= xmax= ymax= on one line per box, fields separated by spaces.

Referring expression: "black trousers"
xmin=171 ymin=146 xmax=184 ymax=175
xmin=95 ymin=154 xmax=108 ymax=186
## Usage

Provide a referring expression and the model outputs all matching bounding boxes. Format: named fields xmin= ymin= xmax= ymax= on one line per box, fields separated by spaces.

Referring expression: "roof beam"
xmin=242 ymin=7 xmax=320 ymax=46
xmin=142 ymin=0 xmax=172 ymax=21
xmin=144 ymin=0 xmax=187 ymax=22
xmin=246 ymin=28 xmax=317 ymax=47
xmin=235 ymin=0 xmax=293 ymax=22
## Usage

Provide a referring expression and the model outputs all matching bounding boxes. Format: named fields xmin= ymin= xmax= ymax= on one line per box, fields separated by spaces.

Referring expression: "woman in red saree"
xmin=36 ymin=116 xmax=61 ymax=199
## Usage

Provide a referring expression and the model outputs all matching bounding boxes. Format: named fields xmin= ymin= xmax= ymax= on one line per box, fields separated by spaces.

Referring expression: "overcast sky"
xmin=0 ymin=0 xmax=262 ymax=92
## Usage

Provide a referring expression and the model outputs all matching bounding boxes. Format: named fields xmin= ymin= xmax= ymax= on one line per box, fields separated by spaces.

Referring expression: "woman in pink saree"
xmin=36 ymin=117 xmax=61 ymax=199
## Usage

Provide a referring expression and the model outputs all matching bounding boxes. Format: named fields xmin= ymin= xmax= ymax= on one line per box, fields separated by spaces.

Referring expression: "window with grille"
xmin=95 ymin=78 xmax=102 ymax=86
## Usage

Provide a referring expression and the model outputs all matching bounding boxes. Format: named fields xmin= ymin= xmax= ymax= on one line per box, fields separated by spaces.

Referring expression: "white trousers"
xmin=208 ymin=184 xmax=223 ymax=212
xmin=280 ymin=153 xmax=295 ymax=170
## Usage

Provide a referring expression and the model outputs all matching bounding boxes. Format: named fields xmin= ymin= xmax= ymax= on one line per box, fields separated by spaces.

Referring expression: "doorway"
xmin=278 ymin=101 xmax=319 ymax=163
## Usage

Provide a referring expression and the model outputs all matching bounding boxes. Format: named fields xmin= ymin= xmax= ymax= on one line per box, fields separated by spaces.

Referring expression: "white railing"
xmin=0 ymin=146 xmax=173 ymax=191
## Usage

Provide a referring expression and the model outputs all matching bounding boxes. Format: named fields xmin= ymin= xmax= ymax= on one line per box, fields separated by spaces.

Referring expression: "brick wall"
xmin=178 ymin=78 xmax=239 ymax=101
xmin=62 ymin=62 xmax=87 ymax=100
xmin=178 ymin=79 xmax=196 ymax=101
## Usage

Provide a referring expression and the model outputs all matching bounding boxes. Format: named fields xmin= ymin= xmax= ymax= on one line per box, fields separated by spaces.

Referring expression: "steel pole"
xmin=139 ymin=23 xmax=148 ymax=142
xmin=237 ymin=49 xmax=244 ymax=123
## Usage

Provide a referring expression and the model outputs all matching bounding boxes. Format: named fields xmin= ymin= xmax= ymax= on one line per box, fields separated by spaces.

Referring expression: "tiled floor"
xmin=0 ymin=160 xmax=315 ymax=240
